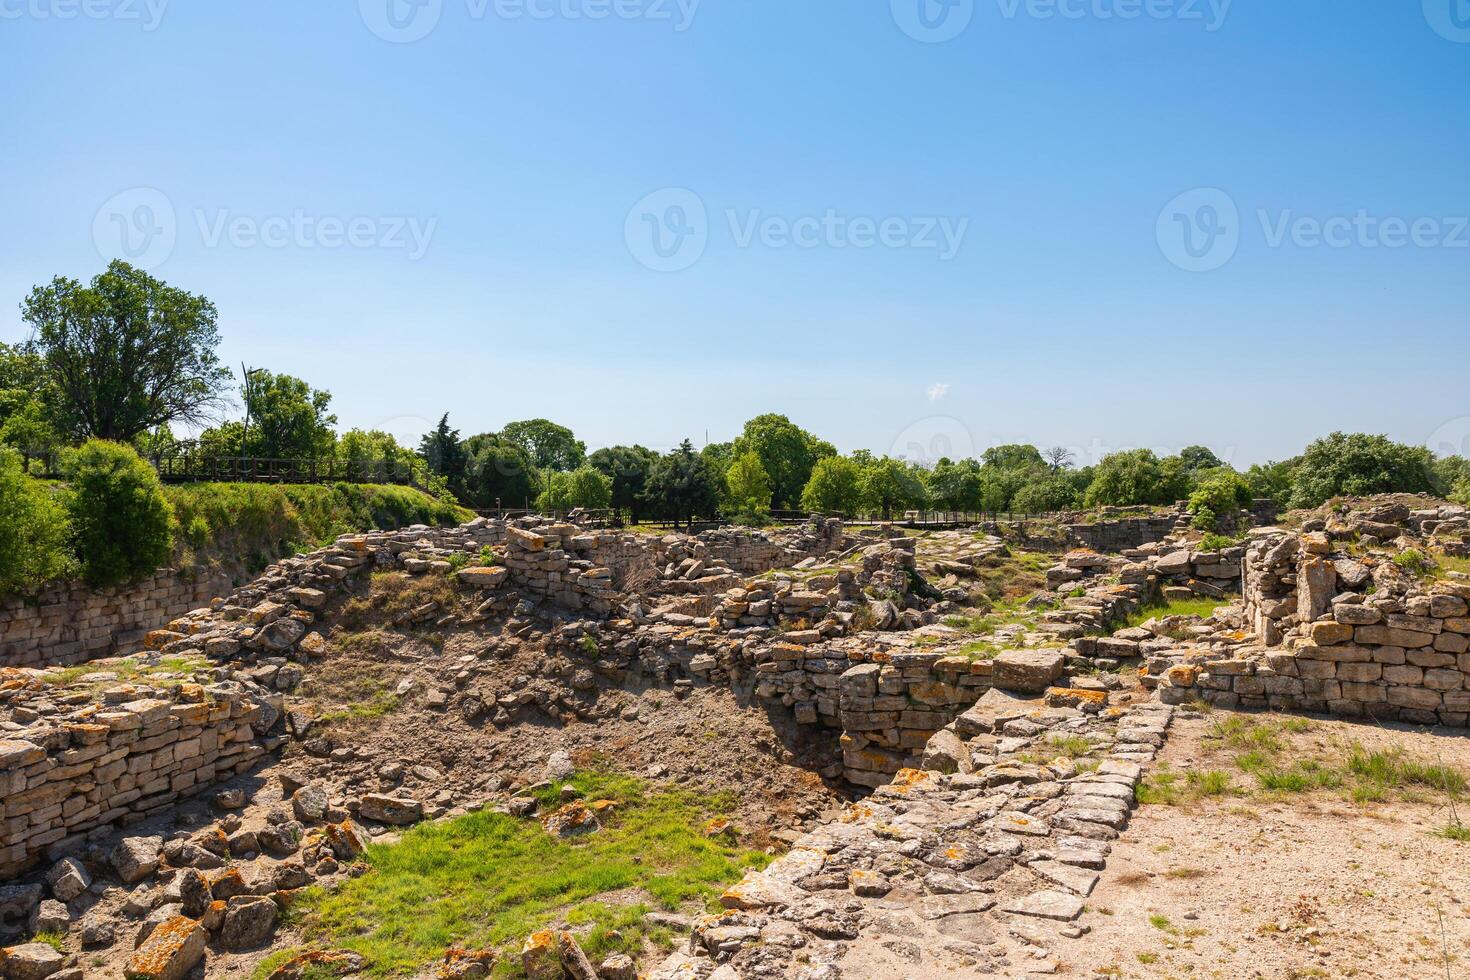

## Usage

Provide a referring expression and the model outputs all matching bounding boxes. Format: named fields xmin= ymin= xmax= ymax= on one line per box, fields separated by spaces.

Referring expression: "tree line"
xmin=5 ymin=262 xmax=1469 ymax=532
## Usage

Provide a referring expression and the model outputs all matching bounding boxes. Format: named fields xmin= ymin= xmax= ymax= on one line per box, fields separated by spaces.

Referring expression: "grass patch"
xmin=294 ymin=769 xmax=770 ymax=977
xmin=1113 ymin=595 xmax=1225 ymax=634
xmin=167 ymin=482 xmax=469 ymax=577
xmin=32 ymin=932 xmax=65 ymax=953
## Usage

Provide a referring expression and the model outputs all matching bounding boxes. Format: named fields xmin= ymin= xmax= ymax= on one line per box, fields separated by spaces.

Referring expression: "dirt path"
xmin=1077 ymin=712 xmax=1470 ymax=979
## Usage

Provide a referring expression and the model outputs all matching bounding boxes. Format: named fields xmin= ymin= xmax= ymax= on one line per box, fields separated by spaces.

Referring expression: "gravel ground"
xmin=1078 ymin=712 xmax=1470 ymax=979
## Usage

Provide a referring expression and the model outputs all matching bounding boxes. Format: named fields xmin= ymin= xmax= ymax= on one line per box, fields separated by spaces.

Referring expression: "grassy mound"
xmin=167 ymin=482 xmax=470 ymax=576
xmin=281 ymin=770 xmax=771 ymax=977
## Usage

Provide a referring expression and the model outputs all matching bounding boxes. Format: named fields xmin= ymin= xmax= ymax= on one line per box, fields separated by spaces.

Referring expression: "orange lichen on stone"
xmin=1166 ymin=664 xmax=1200 ymax=687
xmin=520 ymin=929 xmax=562 ymax=980
xmin=887 ymin=768 xmax=931 ymax=794
xmin=125 ymin=915 xmax=206 ymax=980
xmin=144 ymin=629 xmax=186 ymax=650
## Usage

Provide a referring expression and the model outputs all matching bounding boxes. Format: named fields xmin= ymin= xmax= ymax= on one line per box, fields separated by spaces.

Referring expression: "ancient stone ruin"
xmin=2 ymin=497 xmax=1468 ymax=978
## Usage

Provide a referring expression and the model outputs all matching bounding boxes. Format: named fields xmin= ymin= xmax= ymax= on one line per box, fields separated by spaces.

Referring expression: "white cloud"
xmin=927 ymin=382 xmax=950 ymax=404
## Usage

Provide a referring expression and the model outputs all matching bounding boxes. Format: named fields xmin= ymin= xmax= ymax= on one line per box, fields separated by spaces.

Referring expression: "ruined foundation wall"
xmin=0 ymin=691 xmax=267 ymax=878
xmin=0 ymin=570 xmax=232 ymax=671
xmin=1167 ymin=531 xmax=1470 ymax=726
xmin=1065 ymin=515 xmax=1179 ymax=553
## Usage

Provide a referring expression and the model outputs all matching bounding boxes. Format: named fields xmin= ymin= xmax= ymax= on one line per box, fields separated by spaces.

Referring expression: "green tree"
xmin=731 ymin=414 xmax=834 ymax=511
xmin=801 ymin=456 xmax=863 ymax=514
xmin=1288 ymin=432 xmax=1433 ymax=509
xmin=981 ymin=444 xmax=1045 ymax=471
xmin=1246 ymin=459 xmax=1297 ymax=507
xmin=537 ymin=465 xmax=613 ymax=512
xmin=0 ymin=400 xmax=63 ymax=470
xmin=240 ymin=370 xmax=337 ymax=459
xmin=23 ymin=261 xmax=231 ymax=442
xmin=338 ymin=429 xmax=421 ymax=482
xmin=62 ymin=440 xmax=175 ymax=587
xmin=725 ymin=451 xmax=773 ymax=521
xmin=858 ymin=456 xmax=928 ymax=519
xmin=1083 ymin=449 xmax=1171 ymax=507
xmin=0 ymin=448 xmax=71 ymax=594
xmin=464 ymin=434 xmax=537 ymax=509
xmin=588 ymin=445 xmax=659 ymax=522
xmin=499 ymin=419 xmax=586 ymax=471
xmin=925 ymin=457 xmax=985 ymax=511
xmin=1178 ymin=445 xmax=1225 ymax=475
xmin=1012 ymin=475 xmax=1080 ymax=514
xmin=420 ymin=415 xmax=470 ymax=495
xmin=641 ymin=440 xmax=719 ymax=529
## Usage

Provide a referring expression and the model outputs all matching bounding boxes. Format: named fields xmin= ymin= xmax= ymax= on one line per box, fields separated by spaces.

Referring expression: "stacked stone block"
xmin=0 ymin=689 xmax=266 ymax=878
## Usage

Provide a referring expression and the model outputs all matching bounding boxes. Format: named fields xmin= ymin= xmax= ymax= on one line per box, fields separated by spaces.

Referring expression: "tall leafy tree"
xmin=499 ymin=419 xmax=586 ymax=471
xmin=538 ymin=466 xmax=613 ymax=512
xmin=1083 ymin=449 xmax=1172 ymax=507
xmin=926 ymin=457 xmax=985 ymax=511
xmin=1288 ymin=432 xmax=1433 ymax=509
xmin=588 ymin=445 xmax=659 ymax=522
xmin=420 ymin=415 xmax=469 ymax=494
xmin=731 ymin=414 xmax=835 ymax=510
xmin=641 ymin=439 xmax=719 ymax=529
xmin=858 ymin=456 xmax=928 ymax=519
xmin=197 ymin=370 xmax=336 ymax=459
xmin=801 ymin=456 xmax=863 ymax=514
xmin=464 ymin=434 xmax=537 ymax=509
xmin=725 ymin=451 xmax=773 ymax=520
xmin=22 ymin=261 xmax=231 ymax=441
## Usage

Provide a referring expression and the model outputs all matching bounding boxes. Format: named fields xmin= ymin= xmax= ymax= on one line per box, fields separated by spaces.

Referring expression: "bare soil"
xmin=1079 ymin=713 xmax=1470 ymax=979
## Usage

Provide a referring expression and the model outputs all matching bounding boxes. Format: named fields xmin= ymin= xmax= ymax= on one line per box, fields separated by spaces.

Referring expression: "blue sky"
xmin=1 ymin=0 xmax=1466 ymax=468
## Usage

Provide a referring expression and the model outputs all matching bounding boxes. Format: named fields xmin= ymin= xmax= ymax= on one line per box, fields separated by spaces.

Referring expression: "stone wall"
xmin=0 ymin=570 xmax=232 ymax=671
xmin=1161 ymin=527 xmax=1470 ymax=725
xmin=0 ymin=689 xmax=268 ymax=878
xmin=1065 ymin=514 xmax=1180 ymax=553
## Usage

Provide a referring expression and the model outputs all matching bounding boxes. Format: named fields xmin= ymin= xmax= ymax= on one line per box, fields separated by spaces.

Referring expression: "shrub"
xmin=63 ymin=440 xmax=175 ymax=587
xmin=0 ymin=448 xmax=72 ymax=594
xmin=1287 ymin=432 xmax=1433 ymax=509
xmin=1188 ymin=471 xmax=1252 ymax=529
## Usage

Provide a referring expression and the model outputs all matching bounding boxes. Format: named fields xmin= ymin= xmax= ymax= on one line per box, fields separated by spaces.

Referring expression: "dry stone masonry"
xmin=0 ymin=570 xmax=230 ymax=671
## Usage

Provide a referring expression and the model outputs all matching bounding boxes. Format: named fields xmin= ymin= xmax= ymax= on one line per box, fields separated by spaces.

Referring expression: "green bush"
xmin=0 ymin=448 xmax=72 ymax=594
xmin=1288 ymin=432 xmax=1433 ymax=509
xmin=1188 ymin=471 xmax=1252 ymax=528
xmin=165 ymin=482 xmax=469 ymax=574
xmin=63 ymin=440 xmax=175 ymax=587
